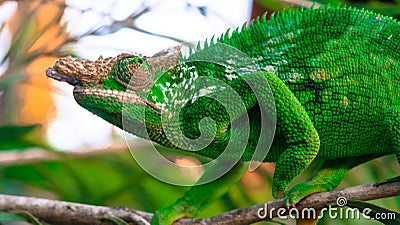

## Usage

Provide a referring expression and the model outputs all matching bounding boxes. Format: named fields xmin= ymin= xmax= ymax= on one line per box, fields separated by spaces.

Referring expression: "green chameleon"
xmin=46 ymin=5 xmax=399 ymax=224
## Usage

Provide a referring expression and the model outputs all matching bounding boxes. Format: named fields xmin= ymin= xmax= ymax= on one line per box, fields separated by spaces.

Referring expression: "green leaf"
xmin=15 ymin=210 xmax=43 ymax=225
xmin=0 ymin=125 xmax=47 ymax=150
xmin=0 ymin=72 xmax=26 ymax=88
xmin=1 ymin=149 xmax=187 ymax=210
xmin=7 ymin=13 xmax=37 ymax=61
xmin=347 ymin=201 xmax=400 ymax=225
xmin=0 ymin=211 xmax=26 ymax=222
xmin=102 ymin=216 xmax=129 ymax=225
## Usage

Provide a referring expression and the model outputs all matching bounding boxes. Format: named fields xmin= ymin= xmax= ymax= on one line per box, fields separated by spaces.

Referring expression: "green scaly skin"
xmin=46 ymin=5 xmax=400 ymax=224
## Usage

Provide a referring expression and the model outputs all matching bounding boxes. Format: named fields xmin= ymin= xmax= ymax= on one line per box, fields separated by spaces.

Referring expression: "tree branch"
xmin=0 ymin=181 xmax=399 ymax=224
xmin=183 ymin=180 xmax=400 ymax=224
xmin=0 ymin=194 xmax=152 ymax=225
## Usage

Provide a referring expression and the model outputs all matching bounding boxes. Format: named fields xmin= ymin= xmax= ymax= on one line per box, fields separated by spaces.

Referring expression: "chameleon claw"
xmin=272 ymin=184 xmax=285 ymax=198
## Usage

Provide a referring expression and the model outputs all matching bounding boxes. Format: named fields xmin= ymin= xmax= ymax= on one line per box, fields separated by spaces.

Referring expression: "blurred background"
xmin=0 ymin=0 xmax=399 ymax=224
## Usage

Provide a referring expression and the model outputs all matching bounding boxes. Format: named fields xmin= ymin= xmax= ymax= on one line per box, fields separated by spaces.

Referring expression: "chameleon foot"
xmin=272 ymin=185 xmax=285 ymax=199
xmin=283 ymin=181 xmax=329 ymax=207
xmin=151 ymin=204 xmax=192 ymax=225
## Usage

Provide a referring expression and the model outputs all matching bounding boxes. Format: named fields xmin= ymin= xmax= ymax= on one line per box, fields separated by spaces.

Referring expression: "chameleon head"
xmin=46 ymin=53 xmax=163 ymax=135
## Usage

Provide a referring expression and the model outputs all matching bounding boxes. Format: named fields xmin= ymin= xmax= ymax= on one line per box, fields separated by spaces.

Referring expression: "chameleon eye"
xmin=113 ymin=55 xmax=150 ymax=90
xmin=137 ymin=58 xmax=144 ymax=64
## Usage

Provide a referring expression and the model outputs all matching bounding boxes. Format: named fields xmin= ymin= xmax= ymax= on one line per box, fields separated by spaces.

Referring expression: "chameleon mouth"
xmin=46 ymin=66 xmax=83 ymax=86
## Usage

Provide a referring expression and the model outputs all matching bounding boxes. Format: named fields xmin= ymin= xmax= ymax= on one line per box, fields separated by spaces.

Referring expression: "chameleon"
xmin=46 ymin=5 xmax=399 ymax=224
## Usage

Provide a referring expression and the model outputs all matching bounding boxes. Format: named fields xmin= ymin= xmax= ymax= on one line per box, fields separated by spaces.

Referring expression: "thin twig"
xmin=0 ymin=141 xmax=132 ymax=166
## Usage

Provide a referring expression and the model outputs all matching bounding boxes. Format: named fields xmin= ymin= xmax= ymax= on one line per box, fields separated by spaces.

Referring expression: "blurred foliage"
xmin=0 ymin=211 xmax=27 ymax=223
xmin=0 ymin=0 xmax=398 ymax=225
xmin=256 ymin=0 xmax=400 ymax=18
xmin=0 ymin=125 xmax=46 ymax=150
xmin=0 ymin=0 xmax=67 ymax=126
xmin=0 ymin=144 xmax=260 ymax=221
xmin=317 ymin=0 xmax=400 ymax=18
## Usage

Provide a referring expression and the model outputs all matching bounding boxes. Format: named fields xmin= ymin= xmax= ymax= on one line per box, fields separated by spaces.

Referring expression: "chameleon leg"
xmin=285 ymin=155 xmax=381 ymax=206
xmin=286 ymin=105 xmax=400 ymax=202
xmin=378 ymin=106 xmax=400 ymax=184
xmin=152 ymin=161 xmax=247 ymax=225
xmin=263 ymin=72 xmax=320 ymax=203
xmin=385 ymin=106 xmax=400 ymax=164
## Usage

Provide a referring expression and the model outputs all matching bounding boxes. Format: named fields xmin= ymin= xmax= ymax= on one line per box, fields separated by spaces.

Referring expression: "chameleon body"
xmin=46 ymin=5 xmax=400 ymax=224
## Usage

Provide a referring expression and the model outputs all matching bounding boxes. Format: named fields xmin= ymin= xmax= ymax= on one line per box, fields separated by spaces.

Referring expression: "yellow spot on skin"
xmin=332 ymin=68 xmax=343 ymax=76
xmin=311 ymin=70 xmax=329 ymax=81
xmin=324 ymin=91 xmax=331 ymax=100
xmin=264 ymin=65 xmax=276 ymax=73
xmin=339 ymin=96 xmax=349 ymax=108
xmin=288 ymin=72 xmax=301 ymax=83
xmin=284 ymin=32 xmax=295 ymax=40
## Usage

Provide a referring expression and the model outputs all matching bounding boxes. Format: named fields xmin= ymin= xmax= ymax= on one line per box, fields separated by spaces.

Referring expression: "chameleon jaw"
xmin=73 ymin=87 xmax=162 ymax=114
xmin=46 ymin=66 xmax=83 ymax=86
